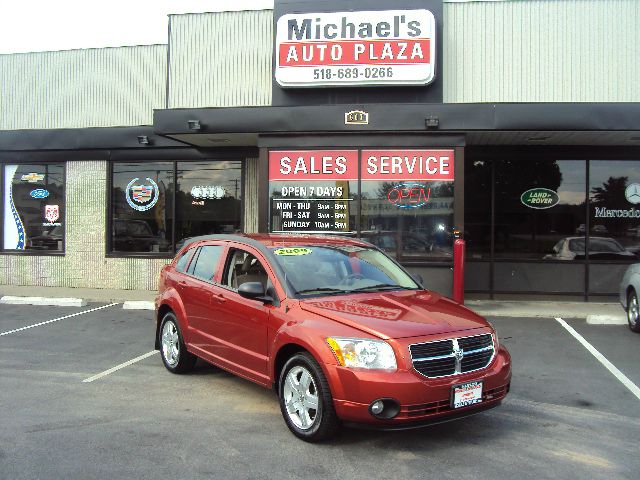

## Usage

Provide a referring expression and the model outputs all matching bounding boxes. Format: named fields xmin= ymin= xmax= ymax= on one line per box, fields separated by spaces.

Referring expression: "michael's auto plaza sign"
xmin=275 ymin=9 xmax=436 ymax=87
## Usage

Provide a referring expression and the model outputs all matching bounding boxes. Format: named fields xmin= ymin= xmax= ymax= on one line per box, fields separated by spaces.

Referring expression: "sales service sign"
xmin=275 ymin=9 xmax=436 ymax=88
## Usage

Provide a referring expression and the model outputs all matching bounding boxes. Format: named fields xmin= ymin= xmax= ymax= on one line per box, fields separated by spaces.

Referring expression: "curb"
xmin=586 ymin=314 xmax=627 ymax=325
xmin=122 ymin=301 xmax=155 ymax=310
xmin=0 ymin=296 xmax=87 ymax=307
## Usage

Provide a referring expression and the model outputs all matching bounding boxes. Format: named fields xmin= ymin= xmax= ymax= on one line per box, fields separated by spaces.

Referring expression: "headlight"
xmin=326 ymin=337 xmax=397 ymax=370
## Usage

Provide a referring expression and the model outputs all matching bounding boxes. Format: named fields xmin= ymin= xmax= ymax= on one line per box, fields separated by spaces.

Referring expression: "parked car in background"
xmin=544 ymin=236 xmax=636 ymax=261
xmin=28 ymin=225 xmax=63 ymax=250
xmin=113 ymin=219 xmax=170 ymax=252
xmin=619 ymin=264 xmax=640 ymax=333
xmin=155 ymin=234 xmax=511 ymax=441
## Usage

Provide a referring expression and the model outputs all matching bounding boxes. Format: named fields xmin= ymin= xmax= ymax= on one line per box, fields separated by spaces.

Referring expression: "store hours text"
xmin=280 ymin=186 xmax=345 ymax=197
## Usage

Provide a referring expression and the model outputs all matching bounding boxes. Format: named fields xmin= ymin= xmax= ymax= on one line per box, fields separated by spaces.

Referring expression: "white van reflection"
xmin=544 ymin=236 xmax=636 ymax=261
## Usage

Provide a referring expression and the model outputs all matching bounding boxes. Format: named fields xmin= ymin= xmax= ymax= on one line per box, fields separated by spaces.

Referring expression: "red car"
xmin=155 ymin=234 xmax=511 ymax=441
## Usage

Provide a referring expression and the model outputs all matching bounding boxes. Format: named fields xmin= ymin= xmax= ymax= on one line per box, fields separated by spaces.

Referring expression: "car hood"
xmin=299 ymin=290 xmax=489 ymax=340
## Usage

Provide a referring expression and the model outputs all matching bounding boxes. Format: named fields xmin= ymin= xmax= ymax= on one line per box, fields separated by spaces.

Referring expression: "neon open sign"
xmin=387 ymin=183 xmax=431 ymax=208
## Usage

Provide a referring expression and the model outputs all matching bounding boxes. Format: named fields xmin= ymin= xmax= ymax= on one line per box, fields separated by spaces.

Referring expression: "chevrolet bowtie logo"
xmin=21 ymin=172 xmax=44 ymax=183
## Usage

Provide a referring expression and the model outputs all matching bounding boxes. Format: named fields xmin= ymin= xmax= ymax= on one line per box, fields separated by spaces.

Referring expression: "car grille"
xmin=409 ymin=333 xmax=495 ymax=378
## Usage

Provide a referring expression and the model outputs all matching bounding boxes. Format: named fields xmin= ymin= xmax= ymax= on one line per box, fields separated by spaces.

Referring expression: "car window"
xmin=589 ymin=238 xmax=624 ymax=253
xmin=191 ymin=245 xmax=224 ymax=281
xmin=127 ymin=221 xmax=152 ymax=236
xmin=175 ymin=248 xmax=194 ymax=273
xmin=568 ymin=239 xmax=585 ymax=253
xmin=225 ymin=249 xmax=269 ymax=291
xmin=269 ymin=245 xmax=419 ymax=295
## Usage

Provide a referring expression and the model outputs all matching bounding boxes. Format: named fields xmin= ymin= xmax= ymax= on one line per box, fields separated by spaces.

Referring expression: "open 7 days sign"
xmin=275 ymin=9 xmax=436 ymax=88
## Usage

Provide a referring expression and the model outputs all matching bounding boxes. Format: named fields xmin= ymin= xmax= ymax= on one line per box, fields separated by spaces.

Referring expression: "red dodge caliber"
xmin=155 ymin=234 xmax=511 ymax=441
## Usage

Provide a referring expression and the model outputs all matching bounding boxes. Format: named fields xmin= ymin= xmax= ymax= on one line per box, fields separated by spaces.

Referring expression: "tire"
xmin=627 ymin=289 xmax=640 ymax=333
xmin=158 ymin=312 xmax=197 ymax=373
xmin=278 ymin=352 xmax=340 ymax=442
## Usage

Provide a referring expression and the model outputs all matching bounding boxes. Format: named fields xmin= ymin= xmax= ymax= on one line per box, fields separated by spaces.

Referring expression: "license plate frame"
xmin=451 ymin=381 xmax=483 ymax=409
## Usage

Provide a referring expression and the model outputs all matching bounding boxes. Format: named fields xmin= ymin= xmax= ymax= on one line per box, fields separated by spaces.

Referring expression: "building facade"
xmin=1 ymin=0 xmax=639 ymax=299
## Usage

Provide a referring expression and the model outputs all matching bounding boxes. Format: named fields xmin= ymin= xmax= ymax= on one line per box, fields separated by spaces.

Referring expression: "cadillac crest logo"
xmin=126 ymin=177 xmax=159 ymax=211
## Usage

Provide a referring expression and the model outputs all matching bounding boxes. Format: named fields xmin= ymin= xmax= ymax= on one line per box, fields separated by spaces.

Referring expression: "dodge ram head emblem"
xmin=453 ymin=346 xmax=464 ymax=362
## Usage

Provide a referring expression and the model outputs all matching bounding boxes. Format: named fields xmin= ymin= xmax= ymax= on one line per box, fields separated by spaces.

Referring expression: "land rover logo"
xmin=345 ymin=110 xmax=369 ymax=125
xmin=520 ymin=188 xmax=559 ymax=209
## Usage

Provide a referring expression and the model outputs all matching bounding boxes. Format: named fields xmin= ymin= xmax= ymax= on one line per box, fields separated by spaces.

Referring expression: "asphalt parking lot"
xmin=1 ymin=303 xmax=639 ymax=479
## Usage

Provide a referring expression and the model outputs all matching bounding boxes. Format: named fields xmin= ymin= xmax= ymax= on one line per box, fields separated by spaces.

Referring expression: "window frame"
xmin=464 ymin=146 xmax=640 ymax=299
xmin=106 ymin=158 xmax=246 ymax=258
xmin=0 ymin=161 xmax=67 ymax=256
xmin=266 ymin=146 xmax=461 ymax=266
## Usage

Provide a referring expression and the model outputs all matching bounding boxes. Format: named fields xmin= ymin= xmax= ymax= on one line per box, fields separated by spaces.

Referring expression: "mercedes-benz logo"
xmin=626 ymin=183 xmax=640 ymax=204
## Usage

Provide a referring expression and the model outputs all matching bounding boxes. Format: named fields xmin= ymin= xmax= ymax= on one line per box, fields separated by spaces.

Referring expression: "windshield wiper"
xmin=350 ymin=283 xmax=412 ymax=292
xmin=295 ymin=287 xmax=350 ymax=296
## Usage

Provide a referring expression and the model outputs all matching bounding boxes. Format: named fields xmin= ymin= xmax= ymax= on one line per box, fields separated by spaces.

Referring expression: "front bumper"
xmin=326 ymin=345 xmax=511 ymax=426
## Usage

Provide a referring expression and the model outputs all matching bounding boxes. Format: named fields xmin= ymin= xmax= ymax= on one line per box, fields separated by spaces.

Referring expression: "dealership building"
xmin=1 ymin=0 xmax=639 ymax=299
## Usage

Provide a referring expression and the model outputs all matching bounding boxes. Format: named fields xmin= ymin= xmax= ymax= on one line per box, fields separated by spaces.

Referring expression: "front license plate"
xmin=452 ymin=381 xmax=483 ymax=409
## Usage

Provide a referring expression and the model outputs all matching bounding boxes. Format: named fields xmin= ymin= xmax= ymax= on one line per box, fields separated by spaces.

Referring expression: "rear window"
xmin=191 ymin=245 xmax=224 ymax=281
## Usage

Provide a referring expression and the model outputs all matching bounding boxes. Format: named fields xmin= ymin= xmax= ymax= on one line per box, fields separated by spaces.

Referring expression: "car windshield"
xmin=269 ymin=245 xmax=420 ymax=296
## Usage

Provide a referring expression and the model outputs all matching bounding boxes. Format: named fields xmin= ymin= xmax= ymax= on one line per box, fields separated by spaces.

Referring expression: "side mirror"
xmin=411 ymin=273 xmax=424 ymax=286
xmin=237 ymin=282 xmax=273 ymax=303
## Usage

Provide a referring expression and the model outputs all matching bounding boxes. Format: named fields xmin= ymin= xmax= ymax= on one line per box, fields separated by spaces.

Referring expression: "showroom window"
xmin=176 ymin=161 xmax=243 ymax=245
xmin=268 ymin=150 xmax=358 ymax=235
xmin=2 ymin=163 xmax=66 ymax=253
xmin=110 ymin=160 xmax=243 ymax=255
xmin=588 ymin=160 xmax=640 ymax=259
xmin=360 ymin=179 xmax=454 ymax=261
xmin=267 ymin=148 xmax=455 ymax=262
xmin=111 ymin=162 xmax=174 ymax=254
xmin=493 ymin=159 xmax=586 ymax=260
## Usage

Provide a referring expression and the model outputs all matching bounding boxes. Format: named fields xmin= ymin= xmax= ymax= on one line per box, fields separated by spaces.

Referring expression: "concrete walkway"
xmin=0 ymin=285 xmax=155 ymax=303
xmin=0 ymin=284 xmax=627 ymax=323
xmin=466 ymin=300 xmax=626 ymax=324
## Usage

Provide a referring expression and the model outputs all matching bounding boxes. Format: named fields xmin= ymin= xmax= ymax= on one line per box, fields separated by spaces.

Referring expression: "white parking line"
xmin=0 ymin=303 xmax=119 ymax=337
xmin=82 ymin=350 xmax=159 ymax=383
xmin=556 ymin=317 xmax=640 ymax=401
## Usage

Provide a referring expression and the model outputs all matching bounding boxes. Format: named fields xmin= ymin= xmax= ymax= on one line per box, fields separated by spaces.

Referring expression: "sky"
xmin=0 ymin=0 xmax=274 ymax=54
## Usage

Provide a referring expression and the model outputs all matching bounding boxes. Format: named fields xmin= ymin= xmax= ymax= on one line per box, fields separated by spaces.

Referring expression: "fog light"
xmin=371 ymin=400 xmax=384 ymax=415
xmin=368 ymin=398 xmax=400 ymax=419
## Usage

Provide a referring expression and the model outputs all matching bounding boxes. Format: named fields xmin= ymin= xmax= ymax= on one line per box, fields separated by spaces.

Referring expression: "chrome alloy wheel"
xmin=283 ymin=365 xmax=320 ymax=430
xmin=628 ymin=293 xmax=639 ymax=328
xmin=161 ymin=320 xmax=180 ymax=367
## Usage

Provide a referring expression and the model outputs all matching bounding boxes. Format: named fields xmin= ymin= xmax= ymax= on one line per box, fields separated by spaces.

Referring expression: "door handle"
xmin=177 ymin=280 xmax=187 ymax=289
xmin=211 ymin=293 xmax=226 ymax=303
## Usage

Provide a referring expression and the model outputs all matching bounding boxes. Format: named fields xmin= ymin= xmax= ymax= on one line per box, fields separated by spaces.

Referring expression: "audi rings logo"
xmin=126 ymin=178 xmax=159 ymax=211
xmin=191 ymin=185 xmax=225 ymax=200
xmin=625 ymin=183 xmax=640 ymax=205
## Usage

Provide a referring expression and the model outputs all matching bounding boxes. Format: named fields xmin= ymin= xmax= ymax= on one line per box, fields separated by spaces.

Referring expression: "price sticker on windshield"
xmin=273 ymin=247 xmax=312 ymax=256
